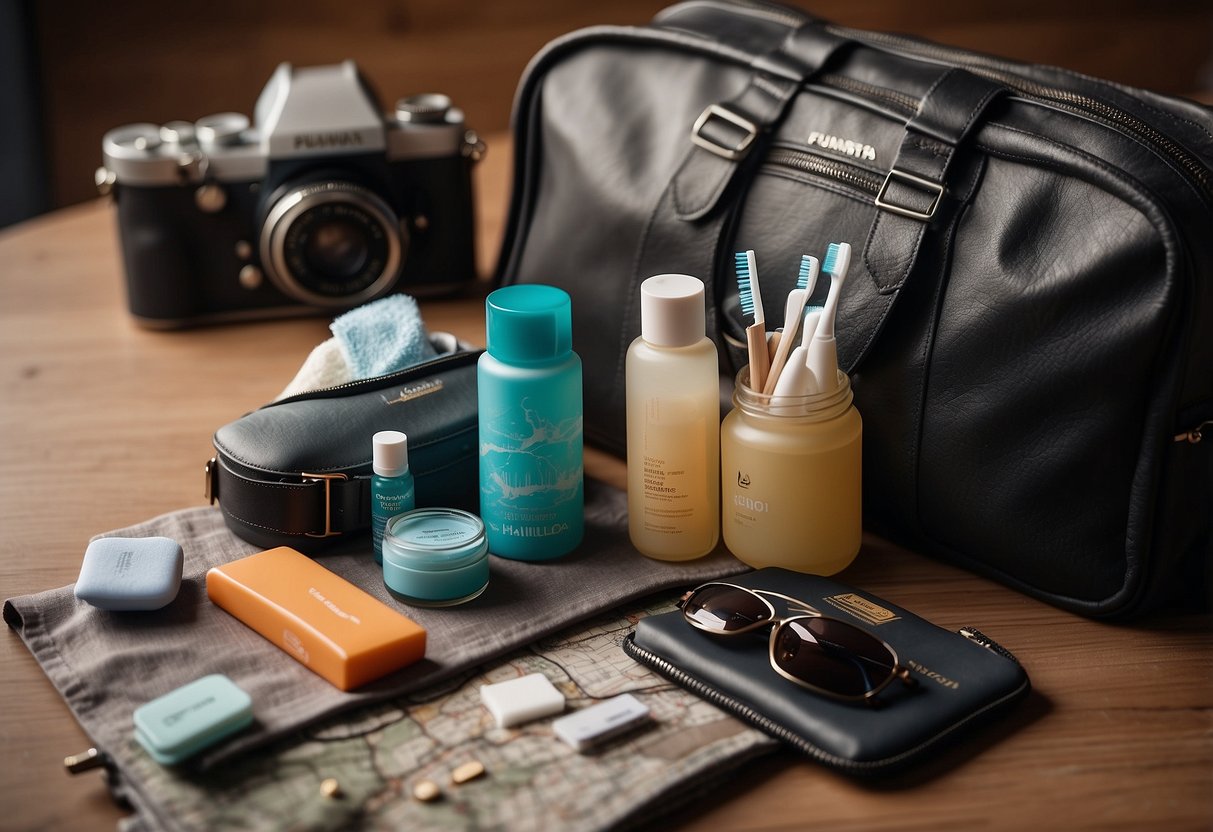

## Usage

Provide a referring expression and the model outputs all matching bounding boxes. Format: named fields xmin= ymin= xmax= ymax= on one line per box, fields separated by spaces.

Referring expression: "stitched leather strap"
xmin=864 ymin=68 xmax=1006 ymax=293
xmin=211 ymin=455 xmax=371 ymax=539
xmin=672 ymin=23 xmax=852 ymax=221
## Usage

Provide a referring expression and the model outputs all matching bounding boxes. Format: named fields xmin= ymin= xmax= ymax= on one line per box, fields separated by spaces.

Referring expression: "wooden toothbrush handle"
xmin=763 ymin=329 xmax=797 ymax=395
xmin=746 ymin=324 xmax=770 ymax=394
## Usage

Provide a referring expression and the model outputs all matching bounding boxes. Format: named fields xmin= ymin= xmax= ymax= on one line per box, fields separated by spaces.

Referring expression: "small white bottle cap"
xmin=372 ymin=430 xmax=409 ymax=477
xmin=640 ymin=274 xmax=706 ymax=348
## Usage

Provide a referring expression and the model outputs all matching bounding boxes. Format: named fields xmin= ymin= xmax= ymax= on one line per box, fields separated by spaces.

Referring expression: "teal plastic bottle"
xmin=478 ymin=284 xmax=584 ymax=560
xmin=371 ymin=430 xmax=415 ymax=565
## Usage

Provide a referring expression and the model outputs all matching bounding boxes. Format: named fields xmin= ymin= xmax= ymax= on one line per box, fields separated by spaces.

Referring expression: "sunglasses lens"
xmin=683 ymin=585 xmax=771 ymax=632
xmin=772 ymin=618 xmax=895 ymax=697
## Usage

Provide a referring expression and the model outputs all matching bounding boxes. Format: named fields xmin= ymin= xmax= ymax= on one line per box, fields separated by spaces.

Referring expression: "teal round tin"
xmin=382 ymin=508 xmax=489 ymax=606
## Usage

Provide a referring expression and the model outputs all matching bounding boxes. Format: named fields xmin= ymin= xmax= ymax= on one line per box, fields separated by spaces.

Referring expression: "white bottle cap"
xmin=640 ymin=274 xmax=706 ymax=348
xmin=372 ymin=430 xmax=409 ymax=477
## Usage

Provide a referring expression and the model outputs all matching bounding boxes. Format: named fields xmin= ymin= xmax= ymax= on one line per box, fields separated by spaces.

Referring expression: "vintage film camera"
xmin=97 ymin=61 xmax=483 ymax=327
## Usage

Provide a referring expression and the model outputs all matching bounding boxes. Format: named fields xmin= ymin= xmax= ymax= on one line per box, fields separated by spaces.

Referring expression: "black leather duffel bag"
xmin=496 ymin=0 xmax=1213 ymax=618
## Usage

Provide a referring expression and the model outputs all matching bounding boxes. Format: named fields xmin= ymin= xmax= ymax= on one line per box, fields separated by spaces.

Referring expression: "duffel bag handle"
xmin=865 ymin=68 xmax=1007 ymax=294
xmin=672 ymin=22 xmax=855 ymax=221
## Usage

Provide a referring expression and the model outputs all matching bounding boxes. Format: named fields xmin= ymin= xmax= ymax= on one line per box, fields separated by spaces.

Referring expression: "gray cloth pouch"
xmin=209 ymin=348 xmax=482 ymax=552
xmin=3 ymin=486 xmax=749 ymax=779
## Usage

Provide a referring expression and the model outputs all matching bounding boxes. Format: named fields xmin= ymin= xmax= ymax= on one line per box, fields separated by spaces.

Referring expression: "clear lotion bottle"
xmin=371 ymin=430 xmax=416 ymax=565
xmin=626 ymin=274 xmax=720 ymax=560
xmin=478 ymin=284 xmax=584 ymax=560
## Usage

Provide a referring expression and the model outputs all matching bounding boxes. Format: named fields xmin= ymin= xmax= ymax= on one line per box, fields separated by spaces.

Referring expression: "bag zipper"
xmin=1174 ymin=419 xmax=1213 ymax=444
xmin=667 ymin=2 xmax=1213 ymax=202
xmin=823 ymin=25 xmax=1213 ymax=202
xmin=817 ymin=72 xmax=919 ymax=116
xmin=764 ymin=145 xmax=884 ymax=195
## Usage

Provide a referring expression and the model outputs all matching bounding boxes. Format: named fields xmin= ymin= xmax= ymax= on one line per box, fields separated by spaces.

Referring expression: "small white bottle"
xmin=626 ymin=274 xmax=720 ymax=560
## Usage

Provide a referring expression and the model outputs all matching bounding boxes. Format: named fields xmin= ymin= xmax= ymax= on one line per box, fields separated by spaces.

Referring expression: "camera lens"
xmin=260 ymin=182 xmax=405 ymax=307
xmin=302 ymin=218 xmax=370 ymax=279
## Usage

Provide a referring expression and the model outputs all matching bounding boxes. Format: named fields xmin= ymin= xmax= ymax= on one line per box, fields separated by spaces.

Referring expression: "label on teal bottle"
xmin=479 ymin=393 xmax=583 ymax=559
xmin=371 ymin=474 xmax=415 ymax=565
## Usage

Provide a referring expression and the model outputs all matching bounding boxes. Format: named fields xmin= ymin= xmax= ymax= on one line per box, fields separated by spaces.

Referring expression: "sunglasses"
xmin=679 ymin=582 xmax=917 ymax=706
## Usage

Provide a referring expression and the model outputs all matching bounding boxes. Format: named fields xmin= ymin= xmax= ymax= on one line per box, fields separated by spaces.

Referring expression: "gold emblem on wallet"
xmin=823 ymin=593 xmax=900 ymax=626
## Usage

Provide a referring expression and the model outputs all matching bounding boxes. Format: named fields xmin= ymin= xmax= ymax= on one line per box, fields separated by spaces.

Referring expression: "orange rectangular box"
xmin=207 ymin=547 xmax=426 ymax=691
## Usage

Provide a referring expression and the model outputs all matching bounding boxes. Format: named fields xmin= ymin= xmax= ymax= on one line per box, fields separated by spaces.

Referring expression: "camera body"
xmin=98 ymin=61 xmax=481 ymax=327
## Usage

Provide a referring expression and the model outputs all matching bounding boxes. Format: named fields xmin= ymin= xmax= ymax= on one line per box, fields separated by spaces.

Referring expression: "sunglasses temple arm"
xmin=751 ymin=588 xmax=822 ymax=616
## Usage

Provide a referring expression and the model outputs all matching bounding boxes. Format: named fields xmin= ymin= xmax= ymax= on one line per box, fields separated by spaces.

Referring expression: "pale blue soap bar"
xmin=134 ymin=674 xmax=254 ymax=765
xmin=74 ymin=536 xmax=183 ymax=610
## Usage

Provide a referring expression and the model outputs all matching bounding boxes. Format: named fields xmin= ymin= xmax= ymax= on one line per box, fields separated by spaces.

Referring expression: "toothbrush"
xmin=807 ymin=242 xmax=852 ymax=394
xmin=735 ymin=250 xmax=770 ymax=393
xmin=772 ymin=307 xmax=824 ymax=399
xmin=762 ymin=254 xmax=820 ymax=395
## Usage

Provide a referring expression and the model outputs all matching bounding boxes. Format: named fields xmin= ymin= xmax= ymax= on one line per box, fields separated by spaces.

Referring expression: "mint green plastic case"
xmin=133 ymin=674 xmax=254 ymax=765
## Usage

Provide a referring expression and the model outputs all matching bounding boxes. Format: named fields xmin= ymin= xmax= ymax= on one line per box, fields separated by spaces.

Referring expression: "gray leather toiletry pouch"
xmin=625 ymin=568 xmax=1030 ymax=775
xmin=209 ymin=350 xmax=480 ymax=551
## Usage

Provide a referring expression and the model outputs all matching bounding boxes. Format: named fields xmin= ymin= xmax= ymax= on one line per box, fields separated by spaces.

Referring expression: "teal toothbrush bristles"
xmin=797 ymin=255 xmax=814 ymax=290
xmin=822 ymin=242 xmax=844 ymax=275
xmin=734 ymin=252 xmax=753 ymax=317
xmin=734 ymin=250 xmax=763 ymax=323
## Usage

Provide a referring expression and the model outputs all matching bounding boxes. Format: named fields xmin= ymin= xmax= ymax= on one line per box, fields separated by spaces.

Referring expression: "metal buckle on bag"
xmin=302 ymin=472 xmax=349 ymax=538
xmin=691 ymin=104 xmax=759 ymax=161
xmin=874 ymin=167 xmax=946 ymax=221
xmin=204 ymin=458 xmax=218 ymax=504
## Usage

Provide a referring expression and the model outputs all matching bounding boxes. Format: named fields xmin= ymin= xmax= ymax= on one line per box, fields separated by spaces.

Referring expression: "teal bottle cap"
xmin=485 ymin=284 xmax=572 ymax=364
xmin=133 ymin=674 xmax=254 ymax=765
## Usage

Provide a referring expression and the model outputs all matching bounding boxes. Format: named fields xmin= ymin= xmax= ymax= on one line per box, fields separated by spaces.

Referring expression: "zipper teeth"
xmin=621 ymin=636 xmax=868 ymax=771
xmin=266 ymin=349 xmax=481 ymax=407
xmin=765 ymin=147 xmax=884 ymax=193
xmin=971 ymin=69 xmax=1213 ymax=193
xmin=819 ymin=73 xmax=918 ymax=115
xmin=624 ymin=633 xmax=1032 ymax=774
xmin=828 ymin=25 xmax=1213 ymax=198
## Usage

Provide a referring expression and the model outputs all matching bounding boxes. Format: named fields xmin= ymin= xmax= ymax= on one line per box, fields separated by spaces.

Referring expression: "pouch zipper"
xmin=622 ymin=633 xmax=1030 ymax=775
xmin=266 ymin=348 xmax=482 ymax=408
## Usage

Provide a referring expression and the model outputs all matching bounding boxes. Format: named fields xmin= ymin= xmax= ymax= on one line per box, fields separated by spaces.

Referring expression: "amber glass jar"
xmin=720 ymin=367 xmax=862 ymax=574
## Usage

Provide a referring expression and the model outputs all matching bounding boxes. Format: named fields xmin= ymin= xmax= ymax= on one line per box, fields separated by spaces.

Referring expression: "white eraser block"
xmin=480 ymin=673 xmax=565 ymax=728
xmin=552 ymin=693 xmax=651 ymax=752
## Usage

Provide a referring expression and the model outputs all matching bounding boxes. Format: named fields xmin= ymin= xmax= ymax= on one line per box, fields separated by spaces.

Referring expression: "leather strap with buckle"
xmin=671 ymin=24 xmax=853 ymax=222
xmin=864 ymin=68 xmax=1006 ymax=294
xmin=207 ymin=455 xmax=370 ymax=541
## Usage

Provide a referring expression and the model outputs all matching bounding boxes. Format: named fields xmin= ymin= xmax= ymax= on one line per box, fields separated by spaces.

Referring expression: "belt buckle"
xmin=302 ymin=472 xmax=349 ymax=538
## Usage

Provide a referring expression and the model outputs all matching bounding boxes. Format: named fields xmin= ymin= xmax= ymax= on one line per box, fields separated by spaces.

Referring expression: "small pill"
xmin=451 ymin=760 xmax=486 ymax=785
xmin=320 ymin=778 xmax=342 ymax=799
xmin=413 ymin=779 xmax=442 ymax=802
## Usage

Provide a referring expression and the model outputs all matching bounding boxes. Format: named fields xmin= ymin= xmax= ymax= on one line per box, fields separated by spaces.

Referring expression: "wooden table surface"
xmin=2 ymin=132 xmax=1210 ymax=832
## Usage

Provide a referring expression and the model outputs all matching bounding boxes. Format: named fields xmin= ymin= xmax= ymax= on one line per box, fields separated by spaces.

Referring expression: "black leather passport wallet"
xmin=624 ymin=568 xmax=1030 ymax=775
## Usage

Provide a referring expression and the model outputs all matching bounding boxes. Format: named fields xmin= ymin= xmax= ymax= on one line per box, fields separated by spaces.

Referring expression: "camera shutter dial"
xmin=196 ymin=113 xmax=250 ymax=149
xmin=395 ymin=94 xmax=452 ymax=124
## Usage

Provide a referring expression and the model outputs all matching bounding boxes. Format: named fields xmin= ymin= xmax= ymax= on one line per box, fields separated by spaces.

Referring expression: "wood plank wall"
xmin=33 ymin=0 xmax=1213 ymax=209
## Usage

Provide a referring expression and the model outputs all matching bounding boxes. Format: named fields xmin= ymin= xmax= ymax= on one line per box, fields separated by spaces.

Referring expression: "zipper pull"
xmin=64 ymin=747 xmax=132 ymax=809
xmin=64 ymin=747 xmax=106 ymax=774
xmin=1174 ymin=420 xmax=1212 ymax=444
xmin=958 ymin=627 xmax=1020 ymax=664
